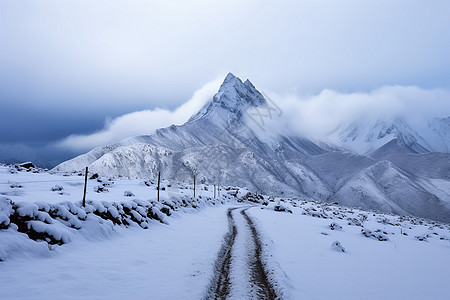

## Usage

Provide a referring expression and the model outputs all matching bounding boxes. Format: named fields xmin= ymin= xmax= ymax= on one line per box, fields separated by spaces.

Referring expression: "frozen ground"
xmin=0 ymin=204 xmax=231 ymax=299
xmin=0 ymin=164 xmax=221 ymax=205
xmin=249 ymin=206 xmax=450 ymax=300
xmin=1 ymin=165 xmax=449 ymax=299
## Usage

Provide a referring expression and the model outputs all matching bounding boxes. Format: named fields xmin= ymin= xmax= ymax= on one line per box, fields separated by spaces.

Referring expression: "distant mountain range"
xmin=54 ymin=73 xmax=450 ymax=223
xmin=329 ymin=116 xmax=450 ymax=154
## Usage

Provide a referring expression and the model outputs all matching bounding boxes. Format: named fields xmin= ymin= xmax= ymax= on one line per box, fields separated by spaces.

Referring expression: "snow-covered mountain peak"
xmin=219 ymin=72 xmax=241 ymax=88
xmin=214 ymin=73 xmax=266 ymax=110
xmin=189 ymin=73 xmax=266 ymax=123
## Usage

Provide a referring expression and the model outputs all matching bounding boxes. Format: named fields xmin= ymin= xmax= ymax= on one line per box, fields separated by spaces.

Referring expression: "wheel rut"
xmin=241 ymin=209 xmax=277 ymax=299
xmin=204 ymin=207 xmax=278 ymax=300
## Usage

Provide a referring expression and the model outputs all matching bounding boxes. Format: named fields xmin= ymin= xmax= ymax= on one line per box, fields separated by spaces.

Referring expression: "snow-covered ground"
xmin=0 ymin=164 xmax=221 ymax=205
xmin=249 ymin=205 xmax=450 ymax=300
xmin=0 ymin=204 xmax=233 ymax=299
xmin=1 ymin=165 xmax=449 ymax=299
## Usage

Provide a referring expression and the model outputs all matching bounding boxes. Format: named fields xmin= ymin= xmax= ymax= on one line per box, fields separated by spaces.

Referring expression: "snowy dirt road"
xmin=205 ymin=207 xmax=279 ymax=300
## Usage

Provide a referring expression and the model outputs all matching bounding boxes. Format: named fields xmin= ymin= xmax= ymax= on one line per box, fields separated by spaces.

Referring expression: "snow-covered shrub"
xmin=274 ymin=202 xmax=293 ymax=213
xmin=347 ymin=217 xmax=362 ymax=227
xmin=89 ymin=173 xmax=99 ymax=180
xmin=331 ymin=241 xmax=345 ymax=252
xmin=51 ymin=185 xmax=64 ymax=192
xmin=0 ymin=198 xmax=12 ymax=229
xmin=10 ymin=183 xmax=22 ymax=189
xmin=329 ymin=222 xmax=343 ymax=231
xmin=226 ymin=187 xmax=239 ymax=197
xmin=143 ymin=180 xmax=153 ymax=186
xmin=94 ymin=186 xmax=108 ymax=193
xmin=415 ymin=234 xmax=429 ymax=242
xmin=124 ymin=190 xmax=135 ymax=197
xmin=240 ymin=192 xmax=264 ymax=203
xmin=361 ymin=228 xmax=389 ymax=241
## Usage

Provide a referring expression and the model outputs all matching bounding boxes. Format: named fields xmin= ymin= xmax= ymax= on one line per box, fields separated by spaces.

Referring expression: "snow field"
xmin=0 ymin=165 xmax=242 ymax=262
xmin=1 ymin=165 xmax=449 ymax=299
xmin=0 ymin=204 xmax=233 ymax=300
xmin=248 ymin=205 xmax=450 ymax=300
xmin=0 ymin=165 xmax=223 ymax=205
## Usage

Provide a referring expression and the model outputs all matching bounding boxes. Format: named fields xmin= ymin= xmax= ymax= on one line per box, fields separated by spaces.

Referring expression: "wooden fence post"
xmin=157 ymin=171 xmax=161 ymax=202
xmin=193 ymin=176 xmax=196 ymax=198
xmin=82 ymin=167 xmax=88 ymax=207
xmin=214 ymin=184 xmax=216 ymax=198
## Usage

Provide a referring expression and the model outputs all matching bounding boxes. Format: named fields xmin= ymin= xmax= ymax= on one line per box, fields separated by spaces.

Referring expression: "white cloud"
xmin=262 ymin=85 xmax=450 ymax=140
xmin=59 ymin=82 xmax=450 ymax=153
xmin=56 ymin=77 xmax=222 ymax=151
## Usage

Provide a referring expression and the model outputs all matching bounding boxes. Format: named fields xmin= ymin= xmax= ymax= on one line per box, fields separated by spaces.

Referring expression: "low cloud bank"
xmin=57 ymin=82 xmax=450 ymax=153
xmin=263 ymin=85 xmax=450 ymax=140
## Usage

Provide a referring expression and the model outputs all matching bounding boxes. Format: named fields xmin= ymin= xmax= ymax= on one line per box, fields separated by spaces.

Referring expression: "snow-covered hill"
xmin=53 ymin=74 xmax=450 ymax=223
xmin=332 ymin=160 xmax=450 ymax=221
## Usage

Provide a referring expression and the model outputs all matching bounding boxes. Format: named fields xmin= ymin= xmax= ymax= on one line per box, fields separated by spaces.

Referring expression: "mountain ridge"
xmin=53 ymin=74 xmax=450 ymax=223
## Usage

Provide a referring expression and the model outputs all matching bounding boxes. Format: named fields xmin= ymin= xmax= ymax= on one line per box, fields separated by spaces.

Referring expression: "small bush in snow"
xmin=51 ymin=185 xmax=64 ymax=192
xmin=89 ymin=173 xmax=99 ymax=180
xmin=10 ymin=183 xmax=22 ymax=188
xmin=226 ymin=188 xmax=239 ymax=197
xmin=239 ymin=192 xmax=264 ymax=203
xmin=94 ymin=186 xmax=108 ymax=193
xmin=331 ymin=241 xmax=345 ymax=252
xmin=361 ymin=228 xmax=389 ymax=241
xmin=124 ymin=190 xmax=135 ymax=197
xmin=415 ymin=234 xmax=429 ymax=242
xmin=274 ymin=203 xmax=293 ymax=213
xmin=329 ymin=222 xmax=342 ymax=231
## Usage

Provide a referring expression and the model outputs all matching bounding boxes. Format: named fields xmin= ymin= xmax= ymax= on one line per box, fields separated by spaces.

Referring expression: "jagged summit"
xmin=189 ymin=73 xmax=266 ymax=122
xmin=213 ymin=72 xmax=266 ymax=110
xmin=219 ymin=72 xmax=241 ymax=88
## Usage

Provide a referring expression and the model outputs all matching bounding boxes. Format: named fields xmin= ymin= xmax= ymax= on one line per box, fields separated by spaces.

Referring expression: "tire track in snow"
xmin=241 ymin=208 xmax=277 ymax=299
xmin=205 ymin=207 xmax=278 ymax=299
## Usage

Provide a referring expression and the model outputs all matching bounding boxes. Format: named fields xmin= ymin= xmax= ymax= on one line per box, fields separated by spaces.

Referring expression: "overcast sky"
xmin=1 ymin=0 xmax=450 ymax=166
